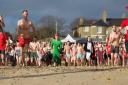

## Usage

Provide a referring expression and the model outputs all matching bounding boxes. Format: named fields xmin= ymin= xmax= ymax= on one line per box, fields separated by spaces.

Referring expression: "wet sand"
xmin=0 ymin=66 xmax=128 ymax=85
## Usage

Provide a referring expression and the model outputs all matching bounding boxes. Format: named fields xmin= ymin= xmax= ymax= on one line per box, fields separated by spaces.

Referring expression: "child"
xmin=71 ymin=43 xmax=77 ymax=66
xmin=76 ymin=43 xmax=84 ymax=66
xmin=5 ymin=45 xmax=15 ymax=66
xmin=97 ymin=42 xmax=104 ymax=66
xmin=15 ymin=42 xmax=22 ymax=66
xmin=120 ymin=44 xmax=127 ymax=67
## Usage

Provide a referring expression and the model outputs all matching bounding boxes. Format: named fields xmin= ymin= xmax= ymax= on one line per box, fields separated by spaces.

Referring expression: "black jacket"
xmin=84 ymin=41 xmax=95 ymax=55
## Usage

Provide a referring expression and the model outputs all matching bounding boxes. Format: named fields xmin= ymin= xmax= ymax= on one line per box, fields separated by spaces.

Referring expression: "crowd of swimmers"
xmin=0 ymin=27 xmax=128 ymax=67
xmin=0 ymin=9 xmax=128 ymax=67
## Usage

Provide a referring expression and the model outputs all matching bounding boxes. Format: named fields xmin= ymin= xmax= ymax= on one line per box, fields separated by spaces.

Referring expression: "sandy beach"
xmin=0 ymin=66 xmax=128 ymax=85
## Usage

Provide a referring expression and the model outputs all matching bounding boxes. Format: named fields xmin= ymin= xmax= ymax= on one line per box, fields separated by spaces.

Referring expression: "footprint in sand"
xmin=106 ymin=77 xmax=111 ymax=80
xmin=63 ymin=75 xmax=66 ymax=77
xmin=81 ymin=82 xmax=85 ymax=85
xmin=92 ymin=78 xmax=96 ymax=80
xmin=43 ymin=77 xmax=46 ymax=79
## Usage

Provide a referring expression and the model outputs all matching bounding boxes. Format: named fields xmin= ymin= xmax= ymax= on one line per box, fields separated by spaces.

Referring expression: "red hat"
xmin=55 ymin=33 xmax=59 ymax=36
xmin=120 ymin=18 xmax=128 ymax=29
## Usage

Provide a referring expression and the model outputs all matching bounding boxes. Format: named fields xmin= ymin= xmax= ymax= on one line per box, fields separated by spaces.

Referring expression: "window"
xmin=106 ymin=30 xmax=108 ymax=34
xmin=99 ymin=36 xmax=102 ymax=39
xmin=84 ymin=27 xmax=89 ymax=32
xmin=97 ymin=27 xmax=102 ymax=33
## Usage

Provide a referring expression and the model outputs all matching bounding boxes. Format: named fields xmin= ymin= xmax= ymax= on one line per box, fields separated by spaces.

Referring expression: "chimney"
xmin=101 ymin=10 xmax=107 ymax=23
xmin=79 ymin=17 xmax=85 ymax=26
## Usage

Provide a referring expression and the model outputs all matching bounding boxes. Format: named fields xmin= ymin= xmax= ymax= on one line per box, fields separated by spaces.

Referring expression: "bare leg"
xmin=80 ymin=59 xmax=84 ymax=66
xmin=16 ymin=56 xmax=19 ymax=66
xmin=122 ymin=55 xmax=125 ymax=67
xmin=38 ymin=58 xmax=42 ymax=67
xmin=66 ymin=58 xmax=68 ymax=66
xmin=74 ymin=60 xmax=76 ymax=66
xmin=35 ymin=58 xmax=38 ymax=66
xmin=1 ymin=54 xmax=4 ymax=65
xmin=31 ymin=58 xmax=33 ymax=65
xmin=73 ymin=56 xmax=76 ymax=66
xmin=108 ymin=57 xmax=110 ymax=66
xmin=21 ymin=55 xmax=25 ymax=66
xmin=111 ymin=53 xmax=114 ymax=66
xmin=76 ymin=59 xmax=79 ymax=66
xmin=97 ymin=57 xmax=99 ymax=66
xmin=126 ymin=54 xmax=128 ymax=66
xmin=5 ymin=57 xmax=7 ymax=66
xmin=27 ymin=57 xmax=30 ymax=65
xmin=114 ymin=53 xmax=118 ymax=66
xmin=68 ymin=58 xmax=71 ymax=66
xmin=89 ymin=60 xmax=91 ymax=66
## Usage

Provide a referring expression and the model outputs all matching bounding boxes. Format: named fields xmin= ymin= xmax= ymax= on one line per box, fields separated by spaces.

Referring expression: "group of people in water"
xmin=0 ymin=9 xmax=128 ymax=67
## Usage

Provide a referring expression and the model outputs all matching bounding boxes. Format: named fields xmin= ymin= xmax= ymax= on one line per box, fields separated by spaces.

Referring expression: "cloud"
xmin=0 ymin=0 xmax=126 ymax=32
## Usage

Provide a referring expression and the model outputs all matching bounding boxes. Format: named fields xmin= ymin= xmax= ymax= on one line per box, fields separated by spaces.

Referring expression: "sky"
xmin=0 ymin=0 xmax=127 ymax=33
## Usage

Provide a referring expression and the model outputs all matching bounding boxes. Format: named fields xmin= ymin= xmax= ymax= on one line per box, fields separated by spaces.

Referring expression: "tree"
xmin=70 ymin=17 xmax=85 ymax=29
xmin=30 ymin=15 xmax=66 ymax=40
xmin=30 ymin=27 xmax=55 ymax=40
xmin=59 ymin=25 xmax=72 ymax=36
xmin=39 ymin=15 xmax=65 ymax=33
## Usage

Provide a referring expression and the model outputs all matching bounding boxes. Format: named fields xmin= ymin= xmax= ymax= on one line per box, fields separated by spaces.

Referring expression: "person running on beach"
xmin=64 ymin=41 xmax=72 ymax=66
xmin=71 ymin=43 xmax=77 ymax=66
xmin=97 ymin=41 xmax=104 ymax=66
xmin=36 ymin=42 xmax=42 ymax=67
xmin=16 ymin=10 xmax=36 ymax=66
xmin=105 ymin=36 xmax=111 ymax=66
xmin=76 ymin=43 xmax=84 ymax=66
xmin=120 ymin=43 xmax=127 ymax=67
xmin=29 ymin=37 xmax=38 ymax=65
xmin=51 ymin=33 xmax=62 ymax=66
xmin=84 ymin=36 xmax=94 ymax=66
xmin=16 ymin=9 xmax=35 ymax=47
xmin=0 ymin=16 xmax=8 ymax=65
xmin=109 ymin=26 xmax=121 ymax=66
xmin=15 ymin=42 xmax=22 ymax=66
xmin=120 ymin=26 xmax=128 ymax=66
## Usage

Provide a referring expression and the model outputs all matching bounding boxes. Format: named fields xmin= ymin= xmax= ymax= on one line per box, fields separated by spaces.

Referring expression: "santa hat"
xmin=55 ymin=33 xmax=59 ymax=36
xmin=120 ymin=18 xmax=128 ymax=29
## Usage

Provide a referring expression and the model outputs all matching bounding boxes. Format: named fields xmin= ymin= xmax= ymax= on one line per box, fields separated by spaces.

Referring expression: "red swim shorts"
xmin=18 ymin=36 xmax=31 ymax=47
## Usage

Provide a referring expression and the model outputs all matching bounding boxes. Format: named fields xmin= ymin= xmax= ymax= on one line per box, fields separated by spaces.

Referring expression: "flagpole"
xmin=56 ymin=20 xmax=58 ymax=34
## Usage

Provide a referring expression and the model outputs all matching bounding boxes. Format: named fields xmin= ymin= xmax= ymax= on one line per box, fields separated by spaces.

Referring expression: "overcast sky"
xmin=0 ymin=0 xmax=127 ymax=32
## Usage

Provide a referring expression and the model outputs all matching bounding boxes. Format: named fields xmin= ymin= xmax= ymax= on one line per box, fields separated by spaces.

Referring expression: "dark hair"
xmin=22 ymin=9 xmax=28 ymax=13
xmin=87 ymin=36 xmax=90 ymax=38
xmin=0 ymin=16 xmax=5 ymax=28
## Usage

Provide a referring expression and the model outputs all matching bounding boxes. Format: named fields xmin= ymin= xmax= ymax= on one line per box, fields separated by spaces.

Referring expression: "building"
xmin=72 ymin=18 xmax=124 ymax=41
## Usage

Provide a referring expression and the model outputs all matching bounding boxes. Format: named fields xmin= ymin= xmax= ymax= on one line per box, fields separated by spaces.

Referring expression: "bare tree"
xmin=39 ymin=15 xmax=65 ymax=32
xmin=70 ymin=17 xmax=85 ymax=29
xmin=31 ymin=15 xmax=66 ymax=39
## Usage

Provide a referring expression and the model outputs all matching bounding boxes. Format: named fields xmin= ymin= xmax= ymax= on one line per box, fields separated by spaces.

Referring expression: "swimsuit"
xmin=15 ymin=49 xmax=22 ymax=57
xmin=77 ymin=53 xmax=84 ymax=59
xmin=18 ymin=36 xmax=31 ymax=47
xmin=66 ymin=53 xmax=71 ymax=58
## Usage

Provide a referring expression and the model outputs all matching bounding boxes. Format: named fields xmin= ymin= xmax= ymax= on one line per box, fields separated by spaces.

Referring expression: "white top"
xmin=10 ymin=49 xmax=15 ymax=56
xmin=87 ymin=42 xmax=92 ymax=52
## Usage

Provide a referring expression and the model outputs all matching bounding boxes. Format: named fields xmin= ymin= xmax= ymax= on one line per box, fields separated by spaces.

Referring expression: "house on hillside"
xmin=105 ymin=18 xmax=124 ymax=35
xmin=72 ymin=17 xmax=124 ymax=41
